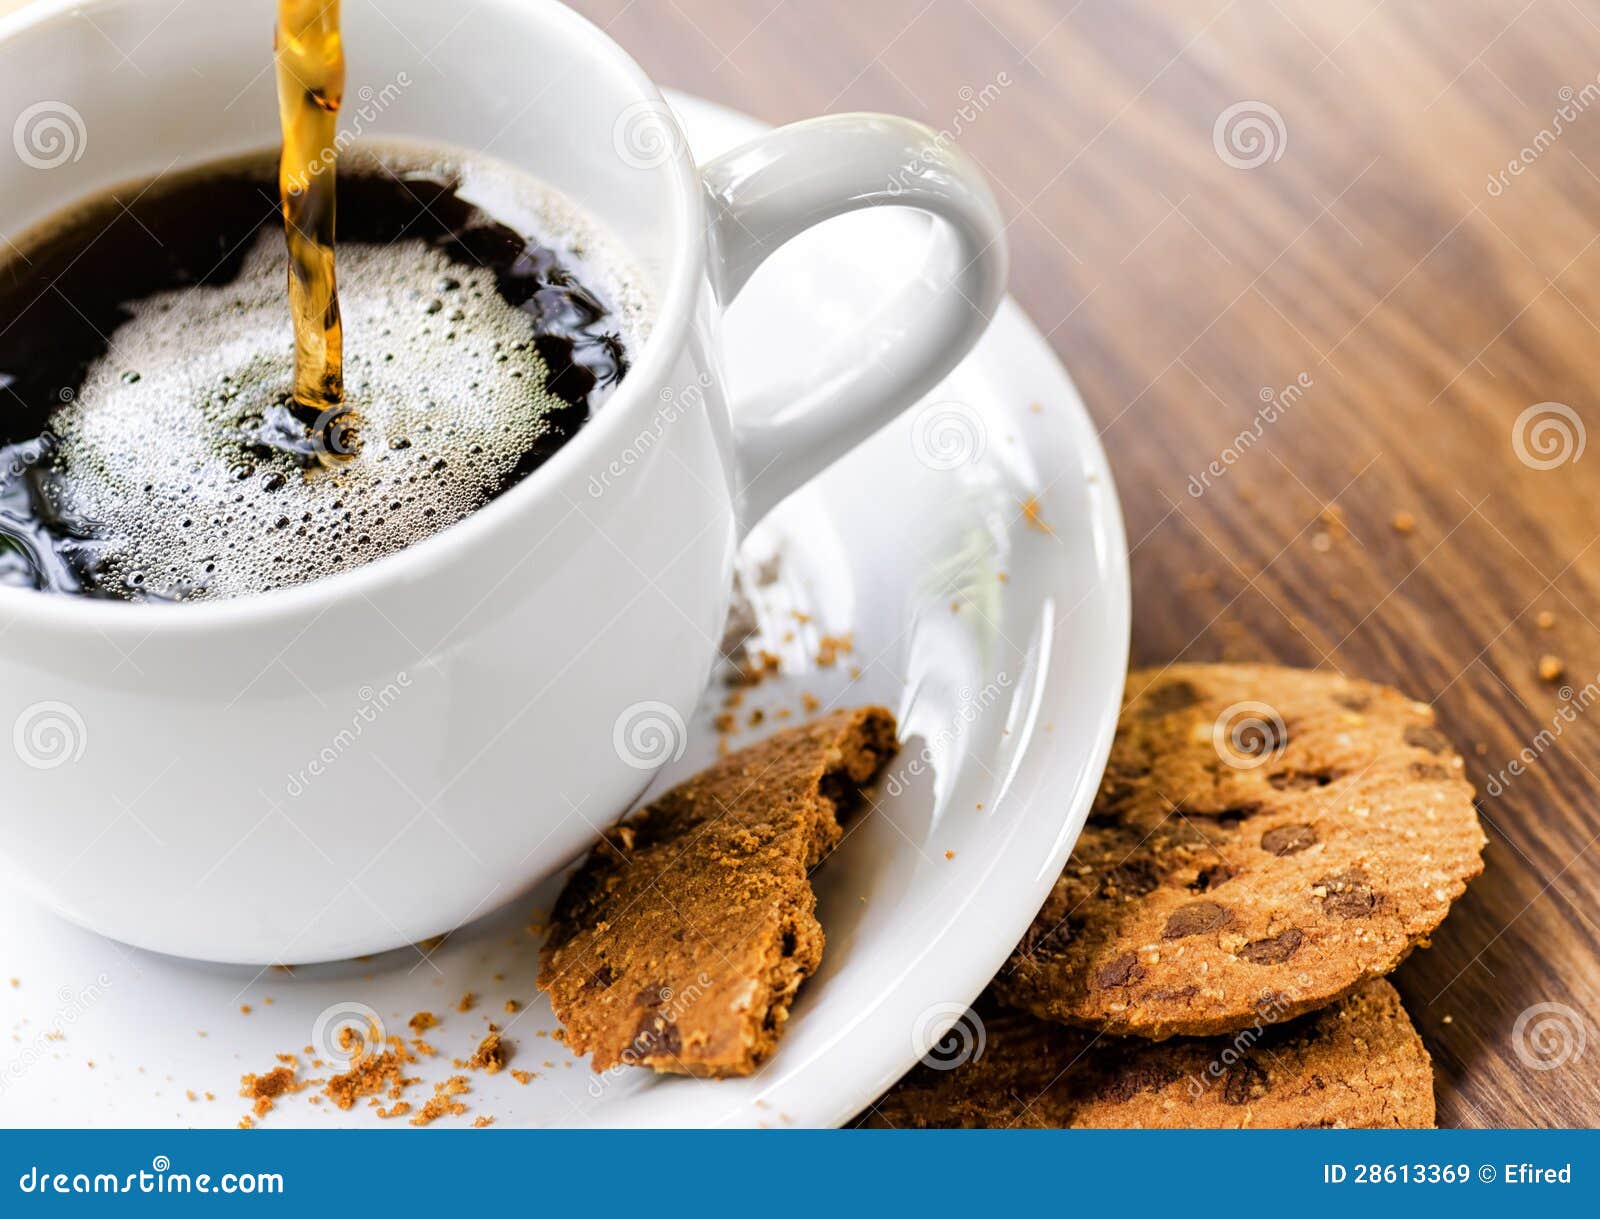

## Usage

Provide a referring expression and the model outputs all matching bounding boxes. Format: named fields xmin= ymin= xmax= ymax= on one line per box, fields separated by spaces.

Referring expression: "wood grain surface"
xmin=0 ymin=0 xmax=1593 ymax=1127
xmin=563 ymin=0 xmax=1600 ymax=1127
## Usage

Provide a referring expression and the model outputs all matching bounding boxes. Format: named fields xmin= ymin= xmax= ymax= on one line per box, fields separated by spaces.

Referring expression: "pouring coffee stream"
xmin=275 ymin=0 xmax=347 ymax=449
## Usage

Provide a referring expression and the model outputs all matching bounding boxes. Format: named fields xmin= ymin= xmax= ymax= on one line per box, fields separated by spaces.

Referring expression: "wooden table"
xmin=570 ymin=0 xmax=1600 ymax=1127
xmin=0 ymin=0 xmax=1591 ymax=1127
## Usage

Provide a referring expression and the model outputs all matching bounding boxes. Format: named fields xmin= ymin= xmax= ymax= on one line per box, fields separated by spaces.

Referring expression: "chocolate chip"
xmin=1333 ymin=691 xmax=1370 ymax=711
xmin=585 ymin=964 xmax=614 ymax=990
xmin=1260 ymin=823 xmax=1318 ymax=856
xmin=629 ymin=1012 xmax=681 ymax=1059
xmin=1194 ymin=803 xmax=1260 ymax=824
xmin=1268 ymin=769 xmax=1335 ymax=791
xmin=1149 ymin=984 xmax=1199 ymax=1002
xmin=1103 ymin=857 xmax=1161 ymax=898
xmin=1094 ymin=1061 xmax=1181 ymax=1102
xmin=1409 ymin=762 xmax=1451 ymax=781
xmin=1024 ymin=918 xmax=1078 ymax=957
xmin=1093 ymin=951 xmax=1146 ymax=989
xmin=1236 ymin=928 xmax=1304 ymax=964
xmin=1256 ymin=719 xmax=1288 ymax=755
xmin=1095 ymin=762 xmax=1152 ymax=814
xmin=1317 ymin=868 xmax=1378 ymax=918
xmin=1222 ymin=1058 xmax=1270 ymax=1105
xmin=1162 ymin=901 xmax=1234 ymax=939
xmin=1404 ymin=724 xmax=1450 ymax=754
xmin=1191 ymin=862 xmax=1235 ymax=893
xmin=1140 ymin=680 xmax=1201 ymax=717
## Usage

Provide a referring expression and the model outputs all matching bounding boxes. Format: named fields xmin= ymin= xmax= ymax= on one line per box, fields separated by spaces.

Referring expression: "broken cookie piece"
xmin=538 ymin=706 xmax=897 ymax=1078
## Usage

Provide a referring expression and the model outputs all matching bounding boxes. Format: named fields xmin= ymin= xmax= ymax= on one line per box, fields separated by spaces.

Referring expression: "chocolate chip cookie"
xmin=868 ymin=978 xmax=1433 ymax=1128
xmin=996 ymin=664 xmax=1484 ymax=1038
xmin=538 ymin=706 xmax=897 ymax=1078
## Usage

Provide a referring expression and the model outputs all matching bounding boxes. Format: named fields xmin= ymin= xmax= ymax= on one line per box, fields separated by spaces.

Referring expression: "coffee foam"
xmin=47 ymin=234 xmax=571 ymax=600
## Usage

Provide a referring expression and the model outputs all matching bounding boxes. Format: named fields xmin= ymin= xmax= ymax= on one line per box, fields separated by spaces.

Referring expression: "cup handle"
xmin=700 ymin=113 xmax=1008 ymax=530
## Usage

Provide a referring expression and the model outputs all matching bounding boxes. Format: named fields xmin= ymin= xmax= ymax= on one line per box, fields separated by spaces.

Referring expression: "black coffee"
xmin=0 ymin=149 xmax=641 ymax=602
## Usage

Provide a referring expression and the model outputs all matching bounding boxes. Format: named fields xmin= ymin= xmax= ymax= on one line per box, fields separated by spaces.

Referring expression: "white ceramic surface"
xmin=0 ymin=0 xmax=1006 ymax=963
xmin=0 ymin=89 xmax=1128 ymax=1132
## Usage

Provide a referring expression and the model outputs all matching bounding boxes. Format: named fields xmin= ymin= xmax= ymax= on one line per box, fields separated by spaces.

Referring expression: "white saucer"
xmin=0 ymin=91 xmax=1128 ymax=1129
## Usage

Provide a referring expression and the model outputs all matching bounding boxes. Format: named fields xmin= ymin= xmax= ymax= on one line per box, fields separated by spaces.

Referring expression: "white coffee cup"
xmin=0 ymin=0 xmax=1006 ymax=963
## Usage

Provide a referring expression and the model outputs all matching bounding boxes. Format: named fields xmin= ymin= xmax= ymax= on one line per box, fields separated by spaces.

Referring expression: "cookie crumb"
xmin=408 ymin=1075 xmax=469 ymax=1127
xmin=1538 ymin=654 xmax=1565 ymax=683
xmin=1537 ymin=610 xmax=1556 ymax=630
xmin=408 ymin=1011 xmax=439 ymax=1034
xmin=1021 ymin=497 xmax=1052 ymax=533
xmin=467 ymin=1031 xmax=509 ymax=1075
xmin=731 ymin=649 xmax=782 ymax=686
xmin=816 ymin=633 xmax=853 ymax=667
xmin=456 ymin=991 xmax=476 ymax=1014
xmin=239 ymin=1060 xmax=304 ymax=1120
xmin=1390 ymin=511 xmax=1416 ymax=535
xmin=323 ymin=1039 xmax=417 ymax=1111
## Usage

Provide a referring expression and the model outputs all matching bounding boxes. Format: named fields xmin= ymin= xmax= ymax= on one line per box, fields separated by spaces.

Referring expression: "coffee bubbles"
xmin=49 ymin=237 xmax=566 ymax=600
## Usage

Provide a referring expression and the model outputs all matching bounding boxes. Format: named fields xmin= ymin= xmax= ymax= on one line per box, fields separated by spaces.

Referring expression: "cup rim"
xmin=0 ymin=0 xmax=706 ymax=637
